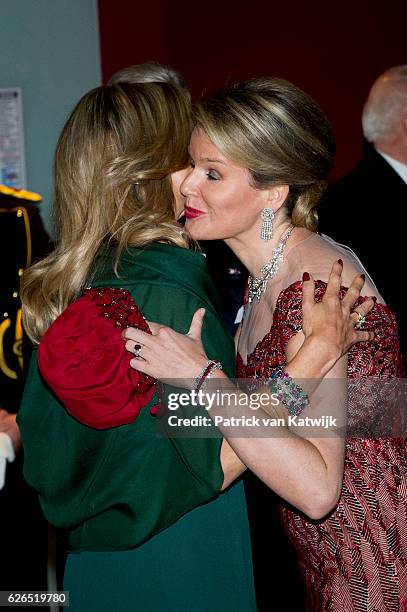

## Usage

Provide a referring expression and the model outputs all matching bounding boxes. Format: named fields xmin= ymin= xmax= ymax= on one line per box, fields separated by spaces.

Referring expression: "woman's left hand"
xmin=301 ymin=261 xmax=375 ymax=369
xmin=122 ymin=309 xmax=210 ymax=386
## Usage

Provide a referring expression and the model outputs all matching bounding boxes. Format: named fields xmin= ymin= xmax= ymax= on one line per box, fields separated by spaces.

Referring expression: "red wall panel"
xmin=98 ymin=0 xmax=168 ymax=80
xmin=98 ymin=0 xmax=407 ymax=177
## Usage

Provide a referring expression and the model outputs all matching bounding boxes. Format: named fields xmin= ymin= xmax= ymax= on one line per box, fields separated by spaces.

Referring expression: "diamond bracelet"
xmin=193 ymin=360 xmax=223 ymax=392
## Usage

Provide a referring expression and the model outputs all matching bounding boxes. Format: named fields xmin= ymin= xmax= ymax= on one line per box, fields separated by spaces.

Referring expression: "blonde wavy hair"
xmin=194 ymin=78 xmax=335 ymax=230
xmin=22 ymin=82 xmax=193 ymax=344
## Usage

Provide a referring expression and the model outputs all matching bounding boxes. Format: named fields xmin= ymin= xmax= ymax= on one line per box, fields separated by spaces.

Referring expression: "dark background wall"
xmin=98 ymin=0 xmax=406 ymax=179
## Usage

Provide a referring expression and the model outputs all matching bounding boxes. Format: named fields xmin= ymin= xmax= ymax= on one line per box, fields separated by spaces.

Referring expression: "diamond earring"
xmin=260 ymin=207 xmax=274 ymax=240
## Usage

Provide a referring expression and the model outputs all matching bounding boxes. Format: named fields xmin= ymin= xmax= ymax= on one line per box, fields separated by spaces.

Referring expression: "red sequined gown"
xmin=237 ymin=281 xmax=407 ymax=611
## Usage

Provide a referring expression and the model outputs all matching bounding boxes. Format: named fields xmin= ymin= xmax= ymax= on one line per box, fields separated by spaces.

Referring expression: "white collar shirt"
xmin=376 ymin=149 xmax=407 ymax=185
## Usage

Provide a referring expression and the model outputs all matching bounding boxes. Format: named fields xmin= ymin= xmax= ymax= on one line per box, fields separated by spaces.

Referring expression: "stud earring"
xmin=260 ymin=207 xmax=274 ymax=240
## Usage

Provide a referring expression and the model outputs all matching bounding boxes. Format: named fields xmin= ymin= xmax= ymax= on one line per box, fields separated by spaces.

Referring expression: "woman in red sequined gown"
xmin=235 ymin=240 xmax=407 ymax=611
xmin=124 ymin=78 xmax=407 ymax=611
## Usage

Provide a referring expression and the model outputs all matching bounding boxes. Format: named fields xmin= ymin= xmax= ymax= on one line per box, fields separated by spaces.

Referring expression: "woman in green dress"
xmin=17 ymin=81 xmax=255 ymax=611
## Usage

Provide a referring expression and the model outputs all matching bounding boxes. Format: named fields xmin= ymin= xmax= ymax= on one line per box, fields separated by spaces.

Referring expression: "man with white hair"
xmin=319 ymin=65 xmax=407 ymax=365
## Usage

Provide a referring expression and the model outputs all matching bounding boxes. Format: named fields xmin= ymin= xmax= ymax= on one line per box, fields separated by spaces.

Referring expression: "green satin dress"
xmin=18 ymin=243 xmax=256 ymax=611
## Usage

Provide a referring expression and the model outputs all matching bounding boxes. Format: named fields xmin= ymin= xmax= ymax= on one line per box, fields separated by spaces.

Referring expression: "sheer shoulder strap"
xmin=274 ymin=281 xmax=304 ymax=347
xmin=320 ymin=233 xmax=381 ymax=296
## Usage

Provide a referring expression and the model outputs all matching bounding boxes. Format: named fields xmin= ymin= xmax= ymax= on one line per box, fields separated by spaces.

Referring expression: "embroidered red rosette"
xmin=38 ymin=288 xmax=155 ymax=429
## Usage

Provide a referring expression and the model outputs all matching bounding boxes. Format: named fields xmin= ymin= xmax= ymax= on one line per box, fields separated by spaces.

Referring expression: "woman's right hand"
xmin=300 ymin=260 xmax=375 ymax=374
xmin=122 ymin=309 xmax=211 ymax=387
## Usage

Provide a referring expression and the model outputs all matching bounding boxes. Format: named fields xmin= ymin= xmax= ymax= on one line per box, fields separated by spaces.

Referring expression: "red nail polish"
xmin=303 ymin=272 xmax=310 ymax=282
xmin=338 ymin=259 xmax=343 ymax=266
xmin=361 ymin=274 xmax=365 ymax=282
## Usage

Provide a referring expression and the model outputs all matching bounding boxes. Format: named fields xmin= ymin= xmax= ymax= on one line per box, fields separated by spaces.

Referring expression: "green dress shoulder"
xmin=18 ymin=243 xmax=256 ymax=611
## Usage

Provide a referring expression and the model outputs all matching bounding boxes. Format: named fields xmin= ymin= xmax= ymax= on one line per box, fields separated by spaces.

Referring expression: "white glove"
xmin=0 ymin=432 xmax=15 ymax=490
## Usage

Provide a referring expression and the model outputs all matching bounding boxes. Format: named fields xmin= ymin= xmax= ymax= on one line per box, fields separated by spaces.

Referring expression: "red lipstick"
xmin=185 ymin=205 xmax=205 ymax=219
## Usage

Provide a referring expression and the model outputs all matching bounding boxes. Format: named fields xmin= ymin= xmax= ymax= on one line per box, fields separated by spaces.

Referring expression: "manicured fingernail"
xmin=338 ymin=259 xmax=343 ymax=266
xmin=360 ymin=274 xmax=365 ymax=282
xmin=303 ymin=272 xmax=310 ymax=281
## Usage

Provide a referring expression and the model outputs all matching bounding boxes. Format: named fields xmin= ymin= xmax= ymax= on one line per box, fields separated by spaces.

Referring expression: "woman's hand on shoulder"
xmin=122 ymin=308 xmax=210 ymax=386
xmin=301 ymin=260 xmax=375 ymax=372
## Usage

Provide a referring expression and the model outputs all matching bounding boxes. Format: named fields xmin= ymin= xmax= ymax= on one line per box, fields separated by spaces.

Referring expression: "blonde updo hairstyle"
xmin=22 ymin=81 xmax=193 ymax=344
xmin=194 ymin=78 xmax=335 ymax=230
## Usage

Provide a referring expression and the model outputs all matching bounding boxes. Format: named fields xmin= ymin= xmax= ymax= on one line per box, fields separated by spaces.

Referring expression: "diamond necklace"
xmin=247 ymin=225 xmax=294 ymax=303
